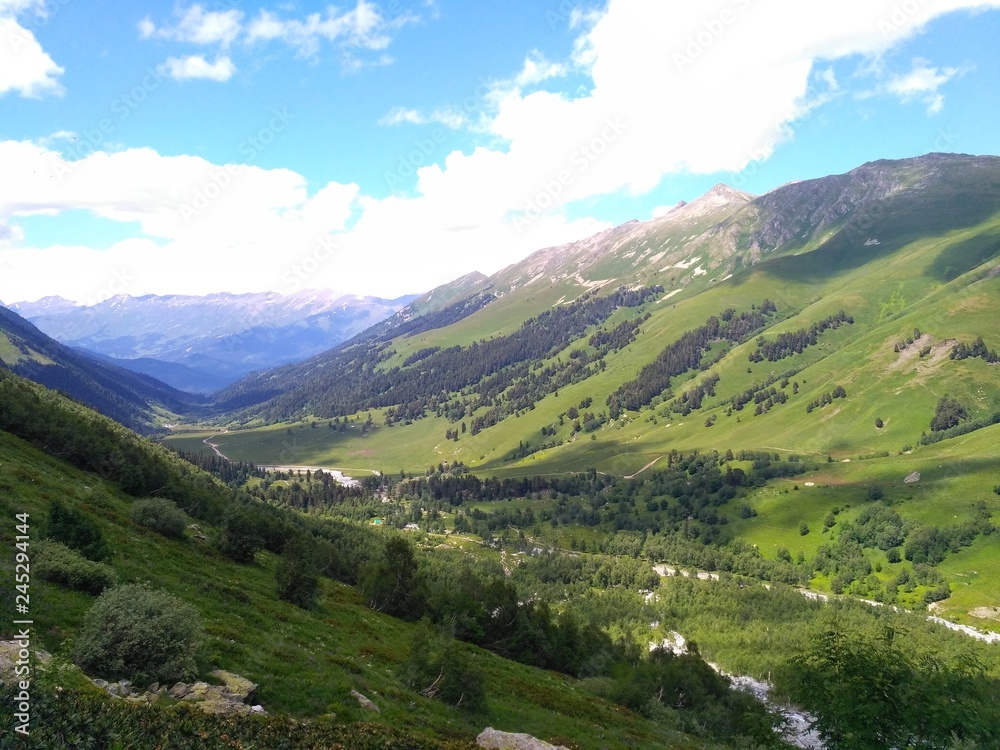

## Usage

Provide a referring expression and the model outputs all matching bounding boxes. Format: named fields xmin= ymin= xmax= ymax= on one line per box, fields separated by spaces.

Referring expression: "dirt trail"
xmin=203 ymin=431 xmax=230 ymax=460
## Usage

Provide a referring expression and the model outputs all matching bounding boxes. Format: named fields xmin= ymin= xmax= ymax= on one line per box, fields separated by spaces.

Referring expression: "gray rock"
xmin=476 ymin=728 xmax=570 ymax=750
xmin=147 ymin=682 xmax=160 ymax=693
xmin=209 ymin=669 xmax=257 ymax=702
xmin=350 ymin=688 xmax=380 ymax=713
xmin=169 ymin=682 xmax=191 ymax=699
xmin=251 ymin=705 xmax=266 ymax=714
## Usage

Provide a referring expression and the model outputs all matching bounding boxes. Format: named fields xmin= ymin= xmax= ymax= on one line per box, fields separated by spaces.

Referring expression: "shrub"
xmin=276 ymin=534 xmax=321 ymax=609
xmin=34 ymin=540 xmax=117 ymax=595
xmin=216 ymin=508 xmax=264 ymax=564
xmin=404 ymin=624 xmax=486 ymax=711
xmin=74 ymin=584 xmax=204 ymax=686
xmin=130 ymin=498 xmax=188 ymax=539
xmin=45 ymin=499 xmax=111 ymax=561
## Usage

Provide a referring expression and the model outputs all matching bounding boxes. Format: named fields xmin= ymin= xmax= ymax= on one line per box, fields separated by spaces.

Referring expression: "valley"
xmin=4 ymin=153 xmax=1000 ymax=749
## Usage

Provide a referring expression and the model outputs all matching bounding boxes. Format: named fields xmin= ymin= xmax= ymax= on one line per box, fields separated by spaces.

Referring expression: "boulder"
xmin=169 ymin=682 xmax=191 ymax=699
xmin=350 ymin=688 xmax=380 ymax=713
xmin=476 ymin=728 xmax=570 ymax=750
xmin=209 ymin=669 xmax=257 ymax=702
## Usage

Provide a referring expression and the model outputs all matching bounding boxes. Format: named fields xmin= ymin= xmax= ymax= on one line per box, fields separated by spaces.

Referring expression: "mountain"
xmin=208 ymin=152 xmax=1000 ymax=438
xmin=0 ymin=304 xmax=204 ymax=432
xmin=9 ymin=289 xmax=419 ymax=392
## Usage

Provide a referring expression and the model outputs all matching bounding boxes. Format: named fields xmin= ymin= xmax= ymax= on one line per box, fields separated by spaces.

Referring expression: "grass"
xmin=0 ymin=429 xmax=720 ymax=749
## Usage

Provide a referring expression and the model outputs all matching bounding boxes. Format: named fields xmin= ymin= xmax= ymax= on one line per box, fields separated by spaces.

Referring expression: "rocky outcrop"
xmin=0 ymin=639 xmax=263 ymax=717
xmin=476 ymin=728 xmax=569 ymax=750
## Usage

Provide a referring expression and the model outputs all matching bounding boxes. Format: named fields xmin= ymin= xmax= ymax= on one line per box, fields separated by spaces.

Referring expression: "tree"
xmin=275 ymin=533 xmax=321 ymax=609
xmin=779 ymin=624 xmax=1000 ymax=749
xmin=74 ymin=584 xmax=204 ymax=686
xmin=875 ymin=416 xmax=884 ymax=429
xmin=930 ymin=396 xmax=969 ymax=432
xmin=216 ymin=508 xmax=264 ymax=564
xmin=360 ymin=536 xmax=424 ymax=619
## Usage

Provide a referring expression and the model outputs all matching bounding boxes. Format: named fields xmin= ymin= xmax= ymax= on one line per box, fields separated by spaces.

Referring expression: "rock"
xmin=183 ymin=682 xmax=212 ymax=701
xmin=106 ymin=683 xmax=120 ymax=697
xmin=904 ymin=471 xmax=921 ymax=483
xmin=0 ymin=641 xmax=52 ymax=685
xmin=350 ymin=688 xmax=380 ymax=713
xmin=251 ymin=705 xmax=266 ymax=714
xmin=147 ymin=682 xmax=159 ymax=693
xmin=476 ymin=728 xmax=570 ymax=750
xmin=93 ymin=679 xmax=109 ymax=690
xmin=169 ymin=682 xmax=191 ymax=699
xmin=209 ymin=669 xmax=257 ymax=702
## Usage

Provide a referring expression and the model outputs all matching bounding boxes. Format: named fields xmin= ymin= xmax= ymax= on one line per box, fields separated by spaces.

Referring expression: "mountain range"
xmin=9 ymin=289 xmax=417 ymax=392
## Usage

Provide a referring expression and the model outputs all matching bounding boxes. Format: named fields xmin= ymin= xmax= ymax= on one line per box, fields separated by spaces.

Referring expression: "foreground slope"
xmin=0 ymin=369 xmax=741 ymax=749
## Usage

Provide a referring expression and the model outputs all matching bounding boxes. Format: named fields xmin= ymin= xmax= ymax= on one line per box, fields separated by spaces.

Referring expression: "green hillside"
xmin=0 ymin=369 xmax=766 ymax=749
xmin=161 ymin=153 xmax=1000 ymax=631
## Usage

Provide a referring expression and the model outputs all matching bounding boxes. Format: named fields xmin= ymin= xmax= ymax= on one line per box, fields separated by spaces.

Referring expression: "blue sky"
xmin=1 ymin=0 xmax=999 ymax=303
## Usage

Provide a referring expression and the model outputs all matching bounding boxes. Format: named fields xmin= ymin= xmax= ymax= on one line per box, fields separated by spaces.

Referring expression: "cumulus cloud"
xmin=138 ymin=4 xmax=243 ymax=48
xmin=4 ymin=0 xmax=1000 ymax=303
xmin=0 ymin=5 xmax=64 ymax=98
xmin=245 ymin=0 xmax=417 ymax=60
xmin=158 ymin=54 xmax=237 ymax=82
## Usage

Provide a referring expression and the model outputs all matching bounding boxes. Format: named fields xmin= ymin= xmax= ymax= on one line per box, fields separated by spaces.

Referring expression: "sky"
xmin=1 ymin=0 xmax=999 ymax=304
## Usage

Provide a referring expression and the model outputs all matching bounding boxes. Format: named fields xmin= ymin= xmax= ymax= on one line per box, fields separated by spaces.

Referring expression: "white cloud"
xmin=4 ymin=1 xmax=1000 ymax=303
xmin=139 ymin=4 xmax=243 ymax=48
xmin=884 ymin=58 xmax=964 ymax=114
xmin=379 ymin=106 xmax=470 ymax=129
xmin=0 ymin=12 xmax=64 ymax=98
xmin=246 ymin=0 xmax=413 ymax=61
xmin=158 ymin=54 xmax=237 ymax=82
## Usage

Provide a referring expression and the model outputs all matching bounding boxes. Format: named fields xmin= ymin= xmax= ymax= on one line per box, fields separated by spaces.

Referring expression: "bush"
xmin=74 ymin=584 xmax=204 ymax=686
xmin=216 ymin=508 xmax=264 ymax=564
xmin=34 ymin=540 xmax=117 ymax=595
xmin=276 ymin=534 xmax=321 ymax=609
xmin=404 ymin=624 xmax=486 ymax=711
xmin=45 ymin=499 xmax=111 ymax=561
xmin=130 ymin=498 xmax=188 ymax=539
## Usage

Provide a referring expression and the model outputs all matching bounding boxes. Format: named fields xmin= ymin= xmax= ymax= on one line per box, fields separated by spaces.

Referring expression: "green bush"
xmin=34 ymin=539 xmax=118 ymax=595
xmin=45 ymin=498 xmax=111 ymax=561
xmin=216 ymin=508 xmax=264 ymax=564
xmin=130 ymin=497 xmax=188 ymax=539
xmin=74 ymin=584 xmax=204 ymax=686
xmin=404 ymin=624 xmax=486 ymax=711
xmin=275 ymin=534 xmax=321 ymax=609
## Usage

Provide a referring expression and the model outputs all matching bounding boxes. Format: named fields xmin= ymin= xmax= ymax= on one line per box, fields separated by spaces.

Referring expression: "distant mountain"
xmin=10 ymin=290 xmax=418 ymax=391
xmin=0 ymin=305 xmax=204 ymax=432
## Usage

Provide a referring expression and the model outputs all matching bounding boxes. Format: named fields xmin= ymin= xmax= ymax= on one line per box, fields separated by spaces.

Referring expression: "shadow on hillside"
xmin=733 ymin=187 xmax=1000 ymax=285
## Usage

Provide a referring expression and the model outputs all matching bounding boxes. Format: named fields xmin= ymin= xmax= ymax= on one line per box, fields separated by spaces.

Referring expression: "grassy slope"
xmin=163 ymin=197 xmax=1000 ymax=624
xmin=0 ymin=428 xmax=716 ymax=750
